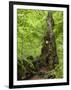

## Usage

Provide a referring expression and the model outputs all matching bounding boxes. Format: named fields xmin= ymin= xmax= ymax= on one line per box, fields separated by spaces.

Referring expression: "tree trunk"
xmin=40 ymin=11 xmax=58 ymax=70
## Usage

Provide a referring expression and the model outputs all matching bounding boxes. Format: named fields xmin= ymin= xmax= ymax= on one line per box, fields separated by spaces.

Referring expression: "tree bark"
xmin=40 ymin=11 xmax=58 ymax=70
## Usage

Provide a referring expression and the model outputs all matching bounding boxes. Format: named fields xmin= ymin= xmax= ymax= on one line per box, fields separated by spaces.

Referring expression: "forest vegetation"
xmin=17 ymin=9 xmax=63 ymax=80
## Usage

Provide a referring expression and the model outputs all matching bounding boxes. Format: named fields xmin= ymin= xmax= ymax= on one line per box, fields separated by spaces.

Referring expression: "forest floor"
xmin=30 ymin=66 xmax=48 ymax=80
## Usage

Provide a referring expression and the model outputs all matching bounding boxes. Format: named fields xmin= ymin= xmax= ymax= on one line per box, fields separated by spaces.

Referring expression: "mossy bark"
xmin=40 ymin=11 xmax=58 ymax=70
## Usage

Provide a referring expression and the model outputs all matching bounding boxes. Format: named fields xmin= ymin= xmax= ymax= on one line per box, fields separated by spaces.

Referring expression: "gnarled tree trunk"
xmin=40 ymin=11 xmax=58 ymax=70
